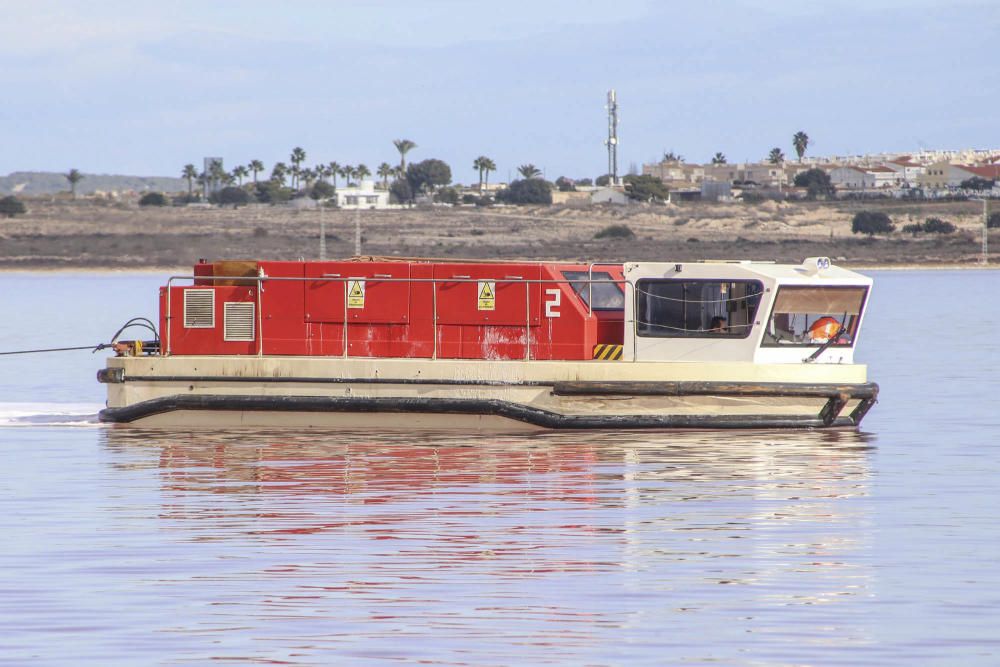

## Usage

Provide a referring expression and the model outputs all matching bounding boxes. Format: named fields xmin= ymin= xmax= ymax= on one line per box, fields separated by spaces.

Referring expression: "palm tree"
xmin=328 ymin=162 xmax=341 ymax=188
xmin=232 ymin=165 xmax=249 ymax=186
xmin=341 ymin=165 xmax=354 ymax=187
xmin=473 ymin=157 xmax=486 ymax=192
xmin=482 ymin=158 xmax=496 ymax=191
xmin=290 ymin=147 xmax=306 ymax=189
xmin=793 ymin=131 xmax=809 ymax=162
xmin=182 ymin=164 xmax=198 ymax=197
xmin=249 ymin=160 xmax=265 ymax=184
xmin=377 ymin=162 xmax=393 ymax=188
xmin=271 ymin=162 xmax=288 ymax=186
xmin=393 ymin=139 xmax=417 ymax=172
xmin=768 ymin=148 xmax=785 ymax=165
xmin=290 ymin=164 xmax=301 ymax=191
xmin=356 ymin=164 xmax=371 ymax=183
xmin=65 ymin=168 xmax=84 ymax=197
xmin=518 ymin=164 xmax=541 ymax=179
xmin=301 ymin=167 xmax=316 ymax=190
xmin=663 ymin=151 xmax=684 ymax=162
xmin=209 ymin=161 xmax=228 ymax=190
xmin=711 ymin=152 xmax=727 ymax=165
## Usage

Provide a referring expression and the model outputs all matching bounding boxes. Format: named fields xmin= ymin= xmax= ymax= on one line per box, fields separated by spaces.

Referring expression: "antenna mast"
xmin=605 ymin=89 xmax=619 ymax=186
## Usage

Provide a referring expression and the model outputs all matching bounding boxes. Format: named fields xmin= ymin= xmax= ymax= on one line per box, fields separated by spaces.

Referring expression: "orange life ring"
xmin=809 ymin=317 xmax=841 ymax=342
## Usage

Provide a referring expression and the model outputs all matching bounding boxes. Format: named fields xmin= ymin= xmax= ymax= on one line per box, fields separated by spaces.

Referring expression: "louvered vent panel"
xmin=183 ymin=289 xmax=215 ymax=328
xmin=224 ymin=302 xmax=255 ymax=341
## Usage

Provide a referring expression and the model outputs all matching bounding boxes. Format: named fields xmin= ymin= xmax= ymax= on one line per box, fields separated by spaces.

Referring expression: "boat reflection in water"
xmin=99 ymin=429 xmax=876 ymax=662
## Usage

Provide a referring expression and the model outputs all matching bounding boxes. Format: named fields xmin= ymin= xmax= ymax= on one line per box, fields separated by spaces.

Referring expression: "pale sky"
xmin=0 ymin=0 xmax=996 ymax=182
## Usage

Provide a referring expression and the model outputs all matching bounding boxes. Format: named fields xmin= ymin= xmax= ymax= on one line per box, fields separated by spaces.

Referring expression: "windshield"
xmin=561 ymin=271 xmax=625 ymax=310
xmin=761 ymin=286 xmax=868 ymax=347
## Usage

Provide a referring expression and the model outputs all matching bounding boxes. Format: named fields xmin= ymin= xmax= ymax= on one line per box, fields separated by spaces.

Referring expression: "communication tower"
xmin=605 ymin=90 xmax=619 ymax=186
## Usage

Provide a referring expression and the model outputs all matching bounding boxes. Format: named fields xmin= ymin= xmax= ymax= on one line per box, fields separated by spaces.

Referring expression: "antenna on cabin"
xmin=605 ymin=89 xmax=619 ymax=186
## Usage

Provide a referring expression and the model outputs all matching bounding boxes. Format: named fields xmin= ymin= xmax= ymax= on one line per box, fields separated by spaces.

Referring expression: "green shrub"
xmin=0 ymin=195 xmax=26 ymax=218
xmin=922 ymin=217 xmax=956 ymax=234
xmin=623 ymin=174 xmax=669 ymax=201
xmin=310 ymin=181 xmax=335 ymax=200
xmin=210 ymin=186 xmax=250 ymax=208
xmin=988 ymin=212 xmax=1000 ymax=229
xmin=434 ymin=186 xmax=460 ymax=205
xmin=594 ymin=224 xmax=635 ymax=240
xmin=902 ymin=223 xmax=923 ymax=235
xmin=851 ymin=211 xmax=894 ymax=236
xmin=389 ymin=179 xmax=413 ymax=204
xmin=138 ymin=192 xmax=167 ymax=207
xmin=255 ymin=181 xmax=292 ymax=204
xmin=793 ymin=168 xmax=835 ymax=198
xmin=499 ymin=179 xmax=552 ymax=205
xmin=172 ymin=193 xmax=201 ymax=206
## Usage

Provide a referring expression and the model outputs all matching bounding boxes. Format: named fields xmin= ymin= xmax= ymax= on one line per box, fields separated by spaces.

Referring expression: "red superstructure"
xmin=161 ymin=259 xmax=625 ymax=360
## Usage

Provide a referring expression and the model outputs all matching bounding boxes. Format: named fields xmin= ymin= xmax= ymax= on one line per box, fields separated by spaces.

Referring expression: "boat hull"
xmin=98 ymin=356 xmax=877 ymax=430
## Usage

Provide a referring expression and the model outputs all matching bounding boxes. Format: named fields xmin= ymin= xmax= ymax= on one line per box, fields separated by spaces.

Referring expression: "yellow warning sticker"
xmin=347 ymin=279 xmax=365 ymax=309
xmin=478 ymin=280 xmax=496 ymax=311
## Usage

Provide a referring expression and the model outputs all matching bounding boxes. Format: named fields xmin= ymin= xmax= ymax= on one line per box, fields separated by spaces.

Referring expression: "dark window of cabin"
xmin=561 ymin=271 xmax=625 ymax=310
xmin=635 ymin=279 xmax=763 ymax=338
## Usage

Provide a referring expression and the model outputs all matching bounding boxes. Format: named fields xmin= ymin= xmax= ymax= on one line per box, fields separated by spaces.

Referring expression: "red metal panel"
xmin=193 ymin=261 xmax=214 ymax=286
xmin=304 ymin=262 xmax=409 ymax=324
xmin=258 ymin=261 xmax=308 ymax=355
xmin=303 ymin=261 xmax=346 ymax=324
xmin=531 ymin=266 xmax=601 ymax=360
xmin=433 ymin=263 xmax=541 ymax=327
xmin=162 ymin=260 xmax=625 ymax=361
xmin=164 ymin=285 xmax=257 ymax=355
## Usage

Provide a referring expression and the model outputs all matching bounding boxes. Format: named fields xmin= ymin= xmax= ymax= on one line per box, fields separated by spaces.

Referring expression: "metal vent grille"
xmin=223 ymin=302 xmax=255 ymax=342
xmin=183 ymin=289 xmax=215 ymax=328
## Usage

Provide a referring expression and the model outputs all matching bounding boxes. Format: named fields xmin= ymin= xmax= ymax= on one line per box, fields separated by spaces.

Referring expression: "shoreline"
xmin=2 ymin=198 xmax=996 ymax=273
xmin=2 ymin=262 xmax=997 ymax=274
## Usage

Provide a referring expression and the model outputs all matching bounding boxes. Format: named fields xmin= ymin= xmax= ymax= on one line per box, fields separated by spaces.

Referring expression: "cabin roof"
xmin=624 ymin=260 xmax=871 ymax=285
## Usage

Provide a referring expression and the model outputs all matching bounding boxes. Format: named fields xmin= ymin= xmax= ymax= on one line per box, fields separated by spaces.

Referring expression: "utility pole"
xmin=982 ymin=198 xmax=989 ymax=266
xmin=319 ymin=206 xmax=327 ymax=260
xmin=605 ymin=89 xmax=619 ymax=186
xmin=354 ymin=207 xmax=362 ymax=257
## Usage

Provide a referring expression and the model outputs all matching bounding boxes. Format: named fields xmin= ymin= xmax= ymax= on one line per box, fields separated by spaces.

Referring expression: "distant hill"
xmin=0 ymin=171 xmax=187 ymax=196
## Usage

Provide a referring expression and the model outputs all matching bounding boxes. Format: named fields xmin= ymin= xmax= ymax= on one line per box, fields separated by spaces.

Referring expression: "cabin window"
xmin=761 ymin=286 xmax=868 ymax=347
xmin=635 ymin=279 xmax=763 ymax=338
xmin=561 ymin=271 xmax=625 ymax=310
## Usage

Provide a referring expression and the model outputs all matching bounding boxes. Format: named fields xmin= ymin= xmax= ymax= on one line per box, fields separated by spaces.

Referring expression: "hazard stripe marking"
xmin=592 ymin=344 xmax=623 ymax=360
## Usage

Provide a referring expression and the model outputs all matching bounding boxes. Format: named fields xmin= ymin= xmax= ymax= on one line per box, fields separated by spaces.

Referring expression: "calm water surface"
xmin=1 ymin=270 xmax=998 ymax=665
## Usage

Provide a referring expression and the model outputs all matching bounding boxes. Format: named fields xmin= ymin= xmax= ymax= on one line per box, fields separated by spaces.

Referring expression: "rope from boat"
xmin=0 ymin=343 xmax=112 ymax=356
xmin=635 ymin=286 xmax=762 ymax=305
xmin=634 ymin=319 xmax=753 ymax=333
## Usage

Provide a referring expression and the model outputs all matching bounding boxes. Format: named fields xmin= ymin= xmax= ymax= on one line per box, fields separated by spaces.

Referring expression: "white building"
xmin=883 ymin=158 xmax=925 ymax=187
xmin=829 ymin=166 xmax=897 ymax=190
xmin=590 ymin=186 xmax=629 ymax=205
xmin=334 ymin=180 xmax=390 ymax=209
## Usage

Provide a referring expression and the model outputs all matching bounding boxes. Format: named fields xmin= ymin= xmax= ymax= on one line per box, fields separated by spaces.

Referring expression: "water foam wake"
xmin=0 ymin=403 xmax=102 ymax=427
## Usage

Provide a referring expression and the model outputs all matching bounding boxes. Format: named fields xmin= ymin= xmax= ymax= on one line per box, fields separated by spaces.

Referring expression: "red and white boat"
xmin=98 ymin=256 xmax=877 ymax=429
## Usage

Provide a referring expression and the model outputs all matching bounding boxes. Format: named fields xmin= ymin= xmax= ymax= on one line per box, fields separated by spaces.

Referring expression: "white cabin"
xmin=622 ymin=258 xmax=872 ymax=365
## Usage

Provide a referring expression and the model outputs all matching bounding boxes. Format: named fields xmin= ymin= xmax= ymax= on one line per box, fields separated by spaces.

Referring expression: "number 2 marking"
xmin=545 ymin=289 xmax=561 ymax=318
